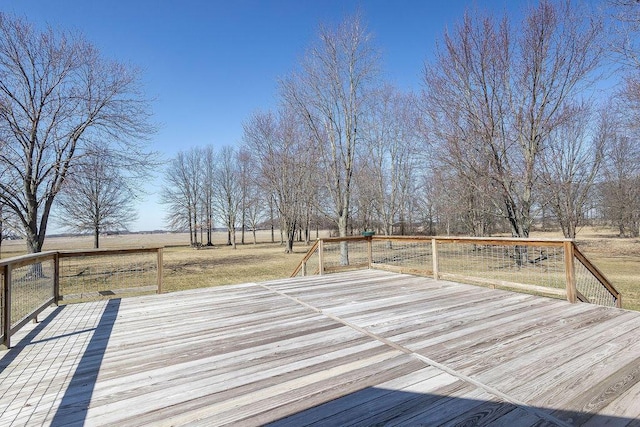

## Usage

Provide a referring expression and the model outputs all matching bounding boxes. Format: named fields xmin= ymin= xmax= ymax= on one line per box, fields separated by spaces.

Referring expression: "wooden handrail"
xmin=57 ymin=247 xmax=162 ymax=258
xmin=0 ymin=251 xmax=58 ymax=269
xmin=290 ymin=240 xmax=320 ymax=277
xmin=372 ymin=235 xmax=571 ymax=247
xmin=573 ymin=245 xmax=621 ymax=308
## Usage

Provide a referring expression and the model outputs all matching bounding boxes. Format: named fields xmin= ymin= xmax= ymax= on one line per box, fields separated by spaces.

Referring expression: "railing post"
xmin=564 ymin=241 xmax=577 ymax=303
xmin=318 ymin=239 xmax=324 ymax=276
xmin=157 ymin=248 xmax=164 ymax=294
xmin=2 ymin=265 xmax=12 ymax=349
xmin=302 ymin=261 xmax=307 ymax=276
xmin=367 ymin=236 xmax=373 ymax=269
xmin=431 ymin=238 xmax=439 ymax=280
xmin=53 ymin=252 xmax=60 ymax=305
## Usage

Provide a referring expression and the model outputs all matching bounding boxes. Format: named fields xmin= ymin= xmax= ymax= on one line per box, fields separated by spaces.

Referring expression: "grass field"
xmin=1 ymin=227 xmax=638 ymax=310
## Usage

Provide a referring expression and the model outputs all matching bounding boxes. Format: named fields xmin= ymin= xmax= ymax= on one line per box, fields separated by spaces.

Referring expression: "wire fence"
xmin=1 ymin=247 xmax=162 ymax=349
xmin=435 ymin=242 xmax=566 ymax=291
xmin=8 ymin=259 xmax=56 ymax=328
xmin=1 ymin=252 xmax=58 ymax=349
xmin=291 ymin=236 xmax=620 ymax=308
xmin=301 ymin=247 xmax=320 ymax=276
xmin=58 ymin=249 xmax=161 ymax=302
xmin=575 ymin=258 xmax=618 ymax=307
xmin=371 ymin=239 xmax=432 ymax=273
xmin=321 ymin=239 xmax=369 ymax=272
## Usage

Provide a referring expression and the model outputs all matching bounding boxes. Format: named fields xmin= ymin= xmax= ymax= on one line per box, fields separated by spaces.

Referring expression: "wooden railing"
xmin=291 ymin=235 xmax=621 ymax=309
xmin=1 ymin=247 xmax=163 ymax=349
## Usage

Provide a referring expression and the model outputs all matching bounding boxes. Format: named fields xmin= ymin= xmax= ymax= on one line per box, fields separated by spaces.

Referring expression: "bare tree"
xmin=0 ymin=202 xmax=4 ymax=257
xmin=56 ymin=151 xmax=138 ymax=248
xmin=361 ymin=85 xmax=418 ymax=237
xmin=236 ymin=146 xmax=264 ymax=245
xmin=161 ymin=149 xmax=202 ymax=246
xmin=236 ymin=147 xmax=253 ymax=245
xmin=244 ymin=190 xmax=264 ymax=245
xmin=201 ymin=145 xmax=216 ymax=246
xmin=0 ymin=14 xmax=154 ymax=253
xmin=0 ymin=201 xmax=20 ymax=257
xmin=214 ymin=146 xmax=241 ymax=249
xmin=243 ymin=109 xmax=312 ymax=253
xmin=423 ymin=1 xmax=604 ymax=237
xmin=281 ymin=13 xmax=379 ymax=262
xmin=600 ymin=134 xmax=640 ymax=237
xmin=608 ymin=0 xmax=640 ymax=68
xmin=352 ymin=163 xmax=377 ymax=232
xmin=538 ymin=105 xmax=606 ymax=238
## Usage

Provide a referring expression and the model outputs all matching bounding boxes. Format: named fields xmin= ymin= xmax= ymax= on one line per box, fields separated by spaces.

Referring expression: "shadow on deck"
xmin=1 ymin=269 xmax=639 ymax=426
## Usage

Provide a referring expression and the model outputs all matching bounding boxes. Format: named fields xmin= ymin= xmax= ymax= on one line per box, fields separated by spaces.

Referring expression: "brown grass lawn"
xmin=1 ymin=227 xmax=638 ymax=310
xmin=0 ymin=230 xmax=321 ymax=294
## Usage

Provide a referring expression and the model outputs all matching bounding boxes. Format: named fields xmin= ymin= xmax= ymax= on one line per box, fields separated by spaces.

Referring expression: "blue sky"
xmin=3 ymin=0 xmax=528 ymax=232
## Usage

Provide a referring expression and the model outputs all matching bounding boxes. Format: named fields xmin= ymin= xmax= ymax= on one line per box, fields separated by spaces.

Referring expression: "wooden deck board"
xmin=1 ymin=269 xmax=639 ymax=426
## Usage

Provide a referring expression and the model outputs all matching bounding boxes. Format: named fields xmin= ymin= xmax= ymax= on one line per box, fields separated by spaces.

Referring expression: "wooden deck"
xmin=1 ymin=269 xmax=639 ymax=426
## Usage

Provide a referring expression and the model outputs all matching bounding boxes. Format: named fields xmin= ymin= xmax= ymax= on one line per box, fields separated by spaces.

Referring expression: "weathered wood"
xmin=573 ymin=245 xmax=620 ymax=307
xmin=60 ymin=285 xmax=159 ymax=301
xmin=57 ymin=247 xmax=162 ymax=258
xmin=439 ymin=272 xmax=567 ymax=298
xmin=370 ymin=262 xmax=433 ymax=277
xmin=318 ymin=239 xmax=324 ymax=276
xmin=292 ymin=236 xmax=620 ymax=310
xmin=432 ymin=237 xmax=439 ymax=279
xmin=0 ymin=251 xmax=57 ymax=269
xmin=1 ymin=264 xmax=10 ymax=350
xmin=565 ymin=240 xmax=577 ymax=303
xmin=290 ymin=239 xmax=319 ymax=277
xmin=156 ymin=247 xmax=163 ymax=293
xmin=0 ymin=269 xmax=638 ymax=426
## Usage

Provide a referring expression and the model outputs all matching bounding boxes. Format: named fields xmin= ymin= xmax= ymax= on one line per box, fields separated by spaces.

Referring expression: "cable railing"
xmin=291 ymin=235 xmax=621 ymax=309
xmin=1 ymin=247 xmax=163 ymax=349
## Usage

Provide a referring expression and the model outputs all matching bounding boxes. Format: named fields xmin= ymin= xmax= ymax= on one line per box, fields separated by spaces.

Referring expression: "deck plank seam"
xmin=258 ymin=281 xmax=574 ymax=427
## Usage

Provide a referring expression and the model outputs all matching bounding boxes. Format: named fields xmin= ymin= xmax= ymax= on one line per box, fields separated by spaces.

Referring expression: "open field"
xmin=1 ymin=227 xmax=638 ymax=310
xmin=0 ymin=230 xmax=327 ymax=295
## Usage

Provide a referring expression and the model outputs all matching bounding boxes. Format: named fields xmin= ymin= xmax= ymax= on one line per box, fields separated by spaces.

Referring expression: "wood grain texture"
xmin=0 ymin=269 xmax=637 ymax=426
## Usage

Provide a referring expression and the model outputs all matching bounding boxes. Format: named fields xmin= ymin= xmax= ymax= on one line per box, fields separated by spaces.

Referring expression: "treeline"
xmin=162 ymin=1 xmax=640 ymax=252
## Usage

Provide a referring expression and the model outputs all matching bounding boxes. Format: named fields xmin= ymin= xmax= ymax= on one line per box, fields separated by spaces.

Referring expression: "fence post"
xmin=431 ymin=238 xmax=439 ymax=280
xmin=318 ymin=239 xmax=324 ymax=276
xmin=157 ymin=248 xmax=164 ymax=294
xmin=53 ymin=252 xmax=60 ymax=305
xmin=564 ymin=241 xmax=577 ymax=303
xmin=302 ymin=260 xmax=307 ymax=276
xmin=2 ymin=265 xmax=12 ymax=349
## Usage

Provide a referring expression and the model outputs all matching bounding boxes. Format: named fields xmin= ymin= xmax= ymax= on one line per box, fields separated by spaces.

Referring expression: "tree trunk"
xmin=94 ymin=225 xmax=100 ymax=249
xmin=241 ymin=211 xmax=245 ymax=245
xmin=270 ymin=197 xmax=275 ymax=243
xmin=231 ymin=226 xmax=236 ymax=249
xmin=284 ymin=219 xmax=296 ymax=253
xmin=338 ymin=210 xmax=349 ymax=266
xmin=206 ymin=213 xmax=213 ymax=246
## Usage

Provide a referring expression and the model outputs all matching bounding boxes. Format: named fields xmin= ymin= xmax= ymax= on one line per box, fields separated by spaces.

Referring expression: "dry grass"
xmin=160 ymin=243 xmax=307 ymax=292
xmin=1 ymin=227 xmax=638 ymax=310
xmin=524 ymin=228 xmax=640 ymax=311
xmin=1 ymin=230 xmax=319 ymax=294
